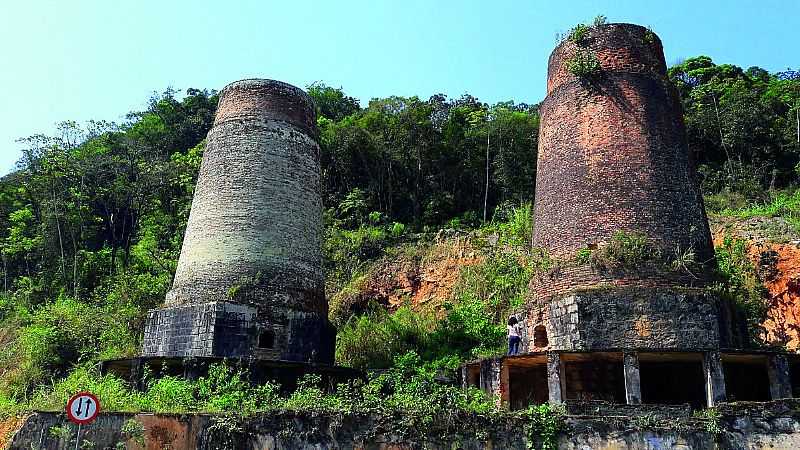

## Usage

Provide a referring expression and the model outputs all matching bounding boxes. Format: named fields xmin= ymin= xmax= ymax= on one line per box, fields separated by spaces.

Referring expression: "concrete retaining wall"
xmin=8 ymin=401 xmax=800 ymax=450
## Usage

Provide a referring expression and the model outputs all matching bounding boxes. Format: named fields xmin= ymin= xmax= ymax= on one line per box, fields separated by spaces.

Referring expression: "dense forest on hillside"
xmin=0 ymin=55 xmax=797 ymax=412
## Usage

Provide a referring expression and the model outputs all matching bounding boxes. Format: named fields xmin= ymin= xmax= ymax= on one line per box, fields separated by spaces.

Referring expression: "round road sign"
xmin=66 ymin=392 xmax=100 ymax=425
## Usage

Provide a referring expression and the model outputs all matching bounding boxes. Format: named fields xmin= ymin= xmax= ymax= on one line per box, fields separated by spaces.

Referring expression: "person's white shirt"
xmin=508 ymin=323 xmax=520 ymax=338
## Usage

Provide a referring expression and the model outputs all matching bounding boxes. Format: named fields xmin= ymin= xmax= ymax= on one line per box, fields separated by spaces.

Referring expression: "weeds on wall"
xmin=693 ymin=408 xmax=723 ymax=435
xmin=643 ymin=27 xmax=657 ymax=44
xmin=581 ymin=231 xmax=662 ymax=271
xmin=523 ymin=403 xmax=566 ymax=450
xmin=566 ymin=50 xmax=602 ymax=79
xmin=567 ymin=24 xmax=591 ymax=45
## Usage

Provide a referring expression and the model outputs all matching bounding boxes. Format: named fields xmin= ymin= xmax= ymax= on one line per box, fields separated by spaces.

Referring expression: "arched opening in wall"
xmin=257 ymin=330 xmax=275 ymax=349
xmin=534 ymin=325 xmax=548 ymax=348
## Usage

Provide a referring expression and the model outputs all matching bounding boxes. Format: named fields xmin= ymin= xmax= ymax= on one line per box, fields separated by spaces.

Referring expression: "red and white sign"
xmin=66 ymin=392 xmax=100 ymax=425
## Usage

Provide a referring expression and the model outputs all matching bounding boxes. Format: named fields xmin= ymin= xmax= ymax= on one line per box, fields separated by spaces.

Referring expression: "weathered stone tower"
xmin=142 ymin=79 xmax=335 ymax=364
xmin=523 ymin=23 xmax=725 ymax=354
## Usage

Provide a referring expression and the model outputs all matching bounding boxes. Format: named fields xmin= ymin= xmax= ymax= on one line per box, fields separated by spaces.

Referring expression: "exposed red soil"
xmin=331 ymin=236 xmax=483 ymax=321
xmin=712 ymin=216 xmax=800 ymax=350
xmin=756 ymin=243 xmax=800 ymax=349
xmin=0 ymin=415 xmax=25 ymax=449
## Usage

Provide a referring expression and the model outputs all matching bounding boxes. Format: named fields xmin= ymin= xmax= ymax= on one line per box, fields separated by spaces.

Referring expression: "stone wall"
xmin=10 ymin=401 xmax=800 ymax=449
xmin=517 ymin=287 xmax=721 ymax=353
xmin=143 ymin=79 xmax=335 ymax=364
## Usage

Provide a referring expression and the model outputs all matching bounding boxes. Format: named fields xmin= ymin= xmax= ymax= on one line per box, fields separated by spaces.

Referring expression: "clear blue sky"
xmin=1 ymin=0 xmax=797 ymax=175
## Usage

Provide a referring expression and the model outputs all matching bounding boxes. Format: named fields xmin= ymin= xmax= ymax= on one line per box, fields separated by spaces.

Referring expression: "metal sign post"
xmin=66 ymin=392 xmax=101 ymax=449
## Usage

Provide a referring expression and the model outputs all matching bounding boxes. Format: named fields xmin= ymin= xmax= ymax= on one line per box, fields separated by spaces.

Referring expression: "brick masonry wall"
xmin=521 ymin=24 xmax=728 ymax=352
xmin=533 ymin=24 xmax=714 ymax=266
xmin=144 ymin=79 xmax=335 ymax=364
xmin=529 ymin=262 xmax=708 ymax=299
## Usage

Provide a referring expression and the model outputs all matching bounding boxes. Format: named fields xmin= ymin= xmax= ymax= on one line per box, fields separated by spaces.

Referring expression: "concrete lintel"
xmin=702 ymin=351 xmax=726 ymax=407
xmin=547 ymin=352 xmax=565 ymax=404
xmin=623 ymin=352 xmax=642 ymax=405
xmin=767 ymin=354 xmax=793 ymax=400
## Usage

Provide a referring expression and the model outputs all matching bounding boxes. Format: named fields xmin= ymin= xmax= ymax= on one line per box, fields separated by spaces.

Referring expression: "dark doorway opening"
xmin=466 ymin=364 xmax=480 ymax=389
xmin=723 ymin=359 xmax=770 ymax=402
xmin=563 ymin=355 xmax=625 ymax=403
xmin=640 ymin=359 xmax=705 ymax=409
xmin=534 ymin=326 xmax=549 ymax=348
xmin=508 ymin=364 xmax=549 ymax=410
xmin=791 ymin=357 xmax=800 ymax=398
xmin=258 ymin=330 xmax=275 ymax=349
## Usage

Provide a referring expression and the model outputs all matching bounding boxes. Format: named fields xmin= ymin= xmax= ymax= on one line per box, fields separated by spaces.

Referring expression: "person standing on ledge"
xmin=507 ymin=316 xmax=521 ymax=355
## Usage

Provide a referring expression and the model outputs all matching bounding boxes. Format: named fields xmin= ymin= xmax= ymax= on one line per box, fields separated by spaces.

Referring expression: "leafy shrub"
xmin=588 ymin=231 xmax=660 ymax=270
xmin=359 ymin=352 xmax=497 ymax=419
xmin=336 ymin=188 xmax=371 ymax=228
xmin=524 ymin=403 xmax=566 ymax=450
xmin=284 ymin=374 xmax=333 ymax=411
xmin=336 ymin=307 xmax=435 ymax=369
xmin=575 ymin=247 xmax=593 ymax=265
xmin=567 ymin=23 xmax=591 ymax=45
xmin=140 ymin=376 xmax=197 ymax=412
xmin=487 ymin=202 xmax=532 ymax=248
xmin=28 ymin=366 xmax=142 ymax=412
xmin=593 ymin=15 xmax=608 ymax=27
xmin=324 ymin=224 xmax=392 ymax=290
xmin=391 ymin=222 xmax=406 ymax=237
xmin=715 ymin=237 xmax=769 ymax=341
xmin=432 ymin=296 xmax=507 ymax=359
xmin=567 ymin=50 xmax=602 ymax=78
xmin=0 ymin=297 xmax=139 ymax=398
xmin=643 ymin=27 xmax=656 ymax=44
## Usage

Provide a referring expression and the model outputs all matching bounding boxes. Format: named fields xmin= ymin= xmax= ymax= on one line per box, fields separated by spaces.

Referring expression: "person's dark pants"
xmin=508 ymin=336 xmax=521 ymax=355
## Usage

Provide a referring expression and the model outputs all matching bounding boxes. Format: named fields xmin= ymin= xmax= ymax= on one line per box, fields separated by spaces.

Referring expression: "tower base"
xmin=142 ymin=301 xmax=335 ymax=364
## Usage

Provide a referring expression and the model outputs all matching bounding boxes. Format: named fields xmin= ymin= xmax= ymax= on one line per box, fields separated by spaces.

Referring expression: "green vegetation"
xmin=711 ymin=189 xmax=800 ymax=229
xmin=523 ymin=403 xmax=566 ymax=450
xmin=335 ymin=203 xmax=535 ymax=369
xmin=693 ymin=408 xmax=723 ymax=435
xmin=566 ymin=50 xmax=602 ymax=78
xmin=567 ymin=24 xmax=591 ymax=45
xmin=11 ymin=356 xmax=499 ymax=424
xmin=643 ymin=27 xmax=657 ymax=44
xmin=565 ymin=15 xmax=606 ymax=46
xmin=592 ymin=15 xmax=608 ymax=27
xmin=586 ymin=231 xmax=661 ymax=271
xmin=714 ymin=237 xmax=769 ymax=341
xmin=0 ymin=54 xmax=793 ymax=413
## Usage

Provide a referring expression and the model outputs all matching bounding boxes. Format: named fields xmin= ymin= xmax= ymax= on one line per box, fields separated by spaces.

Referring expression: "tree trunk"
xmin=483 ymin=124 xmax=490 ymax=223
xmin=51 ymin=181 xmax=66 ymax=281
xmin=712 ymin=94 xmax=734 ymax=185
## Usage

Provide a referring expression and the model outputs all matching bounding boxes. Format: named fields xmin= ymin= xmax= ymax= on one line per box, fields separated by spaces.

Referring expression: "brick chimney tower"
xmin=521 ymin=24 xmax=737 ymax=353
xmin=142 ymin=79 xmax=335 ymax=364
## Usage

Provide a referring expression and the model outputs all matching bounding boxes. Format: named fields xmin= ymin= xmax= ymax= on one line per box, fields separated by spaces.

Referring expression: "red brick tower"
xmin=521 ymin=24 xmax=733 ymax=353
xmin=463 ymin=24 xmax=792 ymax=410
